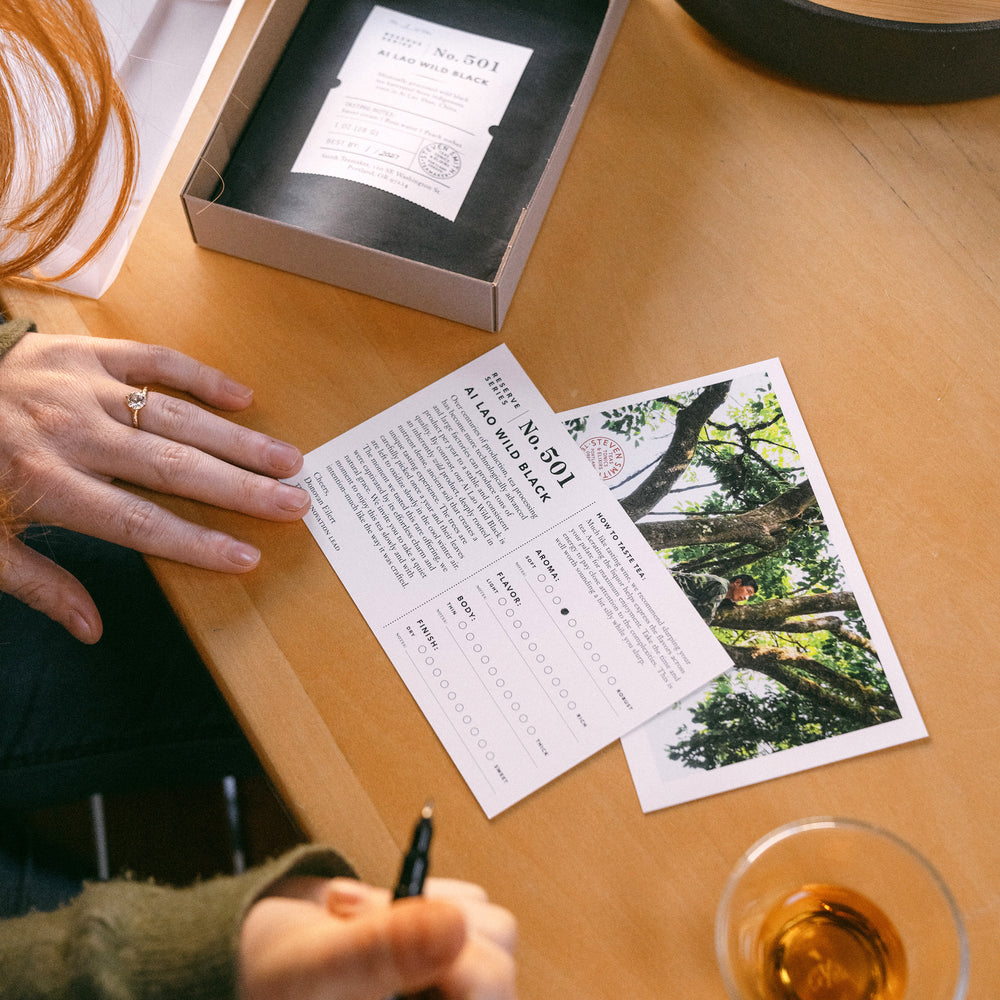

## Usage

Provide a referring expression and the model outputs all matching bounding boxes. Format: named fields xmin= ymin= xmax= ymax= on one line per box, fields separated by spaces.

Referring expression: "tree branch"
xmin=619 ymin=381 xmax=731 ymax=523
xmin=638 ymin=479 xmax=817 ymax=551
xmin=736 ymin=614 xmax=877 ymax=655
xmin=721 ymin=644 xmax=900 ymax=726
xmin=713 ymin=591 xmax=860 ymax=629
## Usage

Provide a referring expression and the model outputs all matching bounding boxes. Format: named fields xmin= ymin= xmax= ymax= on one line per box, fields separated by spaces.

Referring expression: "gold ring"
xmin=125 ymin=386 xmax=148 ymax=429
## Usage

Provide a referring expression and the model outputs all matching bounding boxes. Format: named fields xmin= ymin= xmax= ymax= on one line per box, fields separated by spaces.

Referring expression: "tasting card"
xmin=289 ymin=345 xmax=731 ymax=817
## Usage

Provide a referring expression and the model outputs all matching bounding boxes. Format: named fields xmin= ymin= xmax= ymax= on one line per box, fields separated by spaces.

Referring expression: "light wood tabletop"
xmin=6 ymin=1 xmax=999 ymax=996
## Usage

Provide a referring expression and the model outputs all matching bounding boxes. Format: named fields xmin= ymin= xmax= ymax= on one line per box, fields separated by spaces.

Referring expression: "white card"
xmin=291 ymin=6 xmax=533 ymax=221
xmin=560 ymin=359 xmax=927 ymax=812
xmin=288 ymin=346 xmax=731 ymax=817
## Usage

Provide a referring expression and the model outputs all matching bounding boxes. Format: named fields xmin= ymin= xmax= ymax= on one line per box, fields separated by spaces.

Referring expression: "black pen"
xmin=394 ymin=800 xmax=434 ymax=900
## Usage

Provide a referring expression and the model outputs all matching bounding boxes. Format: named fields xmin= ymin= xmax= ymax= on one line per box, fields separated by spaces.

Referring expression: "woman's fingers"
xmin=0 ymin=534 xmax=102 ymax=643
xmin=16 ymin=403 xmax=310 ymax=526
xmin=327 ymin=878 xmax=518 ymax=954
xmin=94 ymin=339 xmax=258 ymax=411
xmin=105 ymin=432 xmax=310 ymax=521
xmin=28 ymin=472 xmax=264 ymax=572
xmin=0 ymin=472 xmax=267 ymax=641
xmin=11 ymin=353 xmax=312 ymax=524
xmin=112 ymin=388 xmax=304 ymax=480
xmin=1 ymin=331 xmax=312 ymax=563
xmin=246 ymin=879 xmax=518 ymax=1000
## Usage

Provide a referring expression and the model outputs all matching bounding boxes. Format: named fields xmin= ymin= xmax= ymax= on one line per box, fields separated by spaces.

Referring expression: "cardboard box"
xmin=182 ymin=0 xmax=628 ymax=331
xmin=47 ymin=0 xmax=244 ymax=297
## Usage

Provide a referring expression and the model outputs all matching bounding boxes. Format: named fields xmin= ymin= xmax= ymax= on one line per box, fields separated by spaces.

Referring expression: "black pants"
xmin=0 ymin=527 xmax=260 ymax=914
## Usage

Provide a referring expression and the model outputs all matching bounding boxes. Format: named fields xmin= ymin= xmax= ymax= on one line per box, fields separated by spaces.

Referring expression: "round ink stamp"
xmin=418 ymin=142 xmax=462 ymax=180
xmin=580 ymin=436 xmax=626 ymax=481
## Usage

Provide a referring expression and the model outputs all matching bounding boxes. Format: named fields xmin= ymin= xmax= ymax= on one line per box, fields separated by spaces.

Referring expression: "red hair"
xmin=0 ymin=0 xmax=138 ymax=281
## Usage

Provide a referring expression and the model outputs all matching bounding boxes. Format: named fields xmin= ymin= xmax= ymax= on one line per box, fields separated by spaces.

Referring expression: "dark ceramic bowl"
xmin=674 ymin=0 xmax=1000 ymax=102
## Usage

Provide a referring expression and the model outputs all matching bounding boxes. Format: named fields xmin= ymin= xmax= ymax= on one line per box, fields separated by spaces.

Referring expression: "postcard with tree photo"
xmin=561 ymin=359 xmax=926 ymax=811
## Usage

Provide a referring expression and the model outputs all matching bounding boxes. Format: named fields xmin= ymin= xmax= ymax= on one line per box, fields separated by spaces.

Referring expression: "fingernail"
xmin=267 ymin=440 xmax=302 ymax=474
xmin=278 ymin=484 xmax=311 ymax=513
xmin=227 ymin=540 xmax=260 ymax=569
xmin=69 ymin=611 xmax=100 ymax=645
xmin=225 ymin=379 xmax=253 ymax=402
xmin=326 ymin=879 xmax=375 ymax=913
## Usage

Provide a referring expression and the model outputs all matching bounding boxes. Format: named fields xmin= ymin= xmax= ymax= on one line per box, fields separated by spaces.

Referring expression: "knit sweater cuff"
xmin=0 ymin=318 xmax=35 ymax=363
xmin=0 ymin=844 xmax=356 ymax=1000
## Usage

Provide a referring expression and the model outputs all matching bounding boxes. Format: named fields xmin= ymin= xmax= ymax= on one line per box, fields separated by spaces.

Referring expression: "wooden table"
xmin=6 ymin=1 xmax=999 ymax=996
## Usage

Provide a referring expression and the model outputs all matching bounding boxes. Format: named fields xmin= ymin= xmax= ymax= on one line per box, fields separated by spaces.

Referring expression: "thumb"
xmin=0 ymin=535 xmax=102 ymax=643
xmin=341 ymin=898 xmax=468 ymax=1000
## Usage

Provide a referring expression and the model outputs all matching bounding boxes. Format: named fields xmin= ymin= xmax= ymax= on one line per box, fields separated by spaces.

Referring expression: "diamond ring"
xmin=125 ymin=386 xmax=149 ymax=429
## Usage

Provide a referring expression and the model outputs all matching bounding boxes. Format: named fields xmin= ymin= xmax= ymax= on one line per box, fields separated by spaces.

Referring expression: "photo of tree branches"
xmin=565 ymin=371 xmax=901 ymax=773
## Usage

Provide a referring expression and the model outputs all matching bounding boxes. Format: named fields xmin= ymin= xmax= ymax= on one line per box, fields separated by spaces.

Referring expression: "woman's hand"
xmin=0 ymin=332 xmax=311 ymax=642
xmin=240 ymin=877 xmax=518 ymax=1000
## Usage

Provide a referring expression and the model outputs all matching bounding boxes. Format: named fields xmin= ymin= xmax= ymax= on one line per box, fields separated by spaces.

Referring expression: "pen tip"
xmin=421 ymin=800 xmax=434 ymax=819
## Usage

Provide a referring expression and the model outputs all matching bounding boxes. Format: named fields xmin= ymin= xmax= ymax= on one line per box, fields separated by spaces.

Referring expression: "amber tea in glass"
xmin=755 ymin=882 xmax=905 ymax=1000
xmin=716 ymin=818 xmax=968 ymax=1000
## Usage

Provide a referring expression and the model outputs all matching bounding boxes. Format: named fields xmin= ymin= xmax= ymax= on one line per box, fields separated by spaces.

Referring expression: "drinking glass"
xmin=716 ymin=817 xmax=969 ymax=1000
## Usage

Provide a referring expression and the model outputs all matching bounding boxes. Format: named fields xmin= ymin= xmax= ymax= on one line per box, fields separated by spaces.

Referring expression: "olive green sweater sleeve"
xmin=0 ymin=845 xmax=356 ymax=1000
xmin=0 ymin=318 xmax=34 ymax=362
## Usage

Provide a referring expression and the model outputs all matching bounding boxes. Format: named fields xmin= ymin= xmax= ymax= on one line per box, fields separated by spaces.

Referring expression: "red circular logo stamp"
xmin=580 ymin=436 xmax=626 ymax=481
